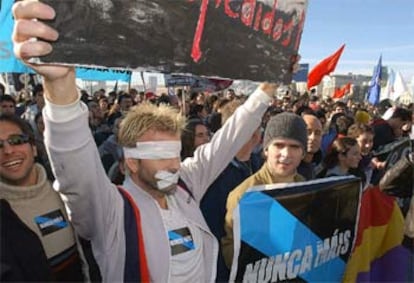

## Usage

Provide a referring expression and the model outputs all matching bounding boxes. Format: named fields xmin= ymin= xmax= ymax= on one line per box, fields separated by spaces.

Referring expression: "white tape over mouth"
xmin=123 ymin=141 xmax=181 ymax=160
xmin=155 ymin=170 xmax=180 ymax=191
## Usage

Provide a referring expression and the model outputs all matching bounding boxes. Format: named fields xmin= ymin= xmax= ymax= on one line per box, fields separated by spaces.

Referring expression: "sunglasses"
xmin=0 ymin=134 xmax=31 ymax=148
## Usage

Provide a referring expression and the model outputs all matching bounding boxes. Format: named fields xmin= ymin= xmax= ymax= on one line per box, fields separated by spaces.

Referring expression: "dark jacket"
xmin=379 ymin=153 xmax=414 ymax=238
xmin=200 ymin=153 xmax=262 ymax=282
xmin=0 ymin=199 xmax=83 ymax=282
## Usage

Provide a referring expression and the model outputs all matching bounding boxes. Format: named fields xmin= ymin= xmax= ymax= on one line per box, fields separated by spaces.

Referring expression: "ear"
xmin=125 ymin=158 xmax=139 ymax=174
xmin=263 ymin=147 xmax=268 ymax=158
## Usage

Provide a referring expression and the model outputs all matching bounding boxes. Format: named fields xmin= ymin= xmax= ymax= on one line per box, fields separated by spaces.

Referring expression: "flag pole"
xmin=140 ymin=72 xmax=147 ymax=91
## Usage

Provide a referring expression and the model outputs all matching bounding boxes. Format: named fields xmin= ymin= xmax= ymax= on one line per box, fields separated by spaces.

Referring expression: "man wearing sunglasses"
xmin=0 ymin=114 xmax=85 ymax=281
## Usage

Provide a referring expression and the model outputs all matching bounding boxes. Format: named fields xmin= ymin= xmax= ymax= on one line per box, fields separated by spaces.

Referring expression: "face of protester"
xmin=356 ymin=132 xmax=374 ymax=156
xmin=120 ymin=97 xmax=133 ymax=112
xmin=0 ymin=121 xmax=37 ymax=186
xmin=125 ymin=130 xmax=181 ymax=196
xmin=303 ymin=115 xmax=322 ymax=154
xmin=99 ymin=99 xmax=109 ymax=112
xmin=194 ymin=124 xmax=210 ymax=148
xmin=334 ymin=106 xmax=346 ymax=114
xmin=265 ymin=138 xmax=304 ymax=178
xmin=0 ymin=101 xmax=16 ymax=116
xmin=339 ymin=144 xmax=361 ymax=170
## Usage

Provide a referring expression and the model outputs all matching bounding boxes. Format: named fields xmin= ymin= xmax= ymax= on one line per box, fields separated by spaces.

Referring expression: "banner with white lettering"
xmin=230 ymin=176 xmax=361 ymax=282
xmin=40 ymin=0 xmax=308 ymax=83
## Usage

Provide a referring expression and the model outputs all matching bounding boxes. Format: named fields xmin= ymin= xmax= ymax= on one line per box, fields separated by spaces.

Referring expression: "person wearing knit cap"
xmin=222 ymin=112 xmax=308 ymax=267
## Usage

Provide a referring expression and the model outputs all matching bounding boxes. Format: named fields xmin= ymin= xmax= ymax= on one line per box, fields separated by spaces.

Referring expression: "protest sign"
xmin=0 ymin=0 xmax=132 ymax=82
xmin=164 ymin=74 xmax=233 ymax=93
xmin=230 ymin=176 xmax=361 ymax=282
xmin=10 ymin=73 xmax=39 ymax=92
xmin=40 ymin=0 xmax=308 ymax=83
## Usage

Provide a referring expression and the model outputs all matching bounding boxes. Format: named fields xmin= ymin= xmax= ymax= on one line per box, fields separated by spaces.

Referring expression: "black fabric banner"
xmin=231 ymin=176 xmax=361 ymax=282
xmin=40 ymin=0 xmax=308 ymax=83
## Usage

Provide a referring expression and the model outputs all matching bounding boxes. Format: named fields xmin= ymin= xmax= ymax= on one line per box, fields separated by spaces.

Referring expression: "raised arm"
xmin=12 ymin=0 xmax=123 ymax=245
xmin=180 ymin=83 xmax=277 ymax=202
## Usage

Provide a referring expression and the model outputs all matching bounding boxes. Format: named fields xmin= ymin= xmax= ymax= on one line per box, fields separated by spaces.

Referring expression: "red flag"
xmin=307 ymin=44 xmax=346 ymax=89
xmin=333 ymin=82 xmax=351 ymax=99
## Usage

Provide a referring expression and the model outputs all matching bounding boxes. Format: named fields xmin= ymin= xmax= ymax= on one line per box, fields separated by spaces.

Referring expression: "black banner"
xmin=40 ymin=0 xmax=308 ymax=83
xmin=231 ymin=176 xmax=361 ymax=282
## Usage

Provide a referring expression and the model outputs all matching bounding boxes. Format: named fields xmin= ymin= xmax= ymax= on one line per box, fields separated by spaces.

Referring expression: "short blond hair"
xmin=118 ymin=102 xmax=186 ymax=147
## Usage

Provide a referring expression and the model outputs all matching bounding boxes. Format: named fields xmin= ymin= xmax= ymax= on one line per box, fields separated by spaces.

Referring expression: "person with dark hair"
xmin=0 ymin=114 xmax=85 ymax=281
xmin=22 ymin=83 xmax=45 ymax=133
xmin=295 ymin=105 xmax=315 ymax=116
xmin=298 ymin=114 xmax=323 ymax=180
xmin=335 ymin=115 xmax=354 ymax=137
xmin=222 ymin=112 xmax=308 ymax=267
xmin=318 ymin=137 xmax=362 ymax=179
xmin=332 ymin=101 xmax=347 ymax=115
xmin=0 ymin=95 xmax=17 ymax=116
xmin=180 ymin=119 xmax=210 ymax=160
xmin=188 ymin=103 xmax=208 ymax=120
xmin=156 ymin=93 xmax=171 ymax=106
xmin=371 ymin=107 xmax=412 ymax=150
xmin=107 ymin=93 xmax=134 ymax=126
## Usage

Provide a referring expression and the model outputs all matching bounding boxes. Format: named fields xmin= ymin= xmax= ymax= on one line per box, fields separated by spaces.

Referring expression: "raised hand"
xmin=12 ymin=0 xmax=78 ymax=105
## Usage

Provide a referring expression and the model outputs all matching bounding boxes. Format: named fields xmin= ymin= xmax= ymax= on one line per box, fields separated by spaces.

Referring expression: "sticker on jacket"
xmin=34 ymin=209 xmax=68 ymax=236
xmin=168 ymin=227 xmax=195 ymax=255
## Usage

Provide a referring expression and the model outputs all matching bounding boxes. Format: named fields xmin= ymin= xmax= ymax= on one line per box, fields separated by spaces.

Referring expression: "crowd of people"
xmin=1 ymin=0 xmax=413 ymax=282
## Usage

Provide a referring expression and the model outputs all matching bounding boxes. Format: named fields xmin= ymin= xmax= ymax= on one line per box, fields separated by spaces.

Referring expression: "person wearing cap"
xmin=222 ymin=112 xmax=308 ymax=267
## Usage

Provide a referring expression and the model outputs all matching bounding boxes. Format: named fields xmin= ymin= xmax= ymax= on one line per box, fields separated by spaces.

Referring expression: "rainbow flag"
xmin=343 ymin=186 xmax=413 ymax=282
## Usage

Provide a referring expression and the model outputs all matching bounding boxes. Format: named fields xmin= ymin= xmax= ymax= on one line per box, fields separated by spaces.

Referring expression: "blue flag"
xmin=367 ymin=55 xmax=382 ymax=105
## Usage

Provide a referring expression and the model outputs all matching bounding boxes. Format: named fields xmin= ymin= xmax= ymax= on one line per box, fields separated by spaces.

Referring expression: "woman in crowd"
xmin=319 ymin=137 xmax=363 ymax=179
xmin=180 ymin=119 xmax=210 ymax=160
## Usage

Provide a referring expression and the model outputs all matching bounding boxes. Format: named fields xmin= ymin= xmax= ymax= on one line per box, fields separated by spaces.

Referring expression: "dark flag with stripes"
xmin=231 ymin=176 xmax=361 ymax=282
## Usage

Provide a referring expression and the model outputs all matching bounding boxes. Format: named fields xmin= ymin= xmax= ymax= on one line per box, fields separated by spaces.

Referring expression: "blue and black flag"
xmin=231 ymin=176 xmax=361 ymax=282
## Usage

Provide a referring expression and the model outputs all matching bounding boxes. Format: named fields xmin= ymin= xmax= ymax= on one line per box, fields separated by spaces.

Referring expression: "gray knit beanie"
xmin=263 ymin=112 xmax=307 ymax=150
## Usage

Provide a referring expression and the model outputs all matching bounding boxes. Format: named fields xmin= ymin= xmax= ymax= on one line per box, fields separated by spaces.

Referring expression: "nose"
xmin=170 ymin=157 xmax=181 ymax=172
xmin=279 ymin=146 xmax=289 ymax=157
